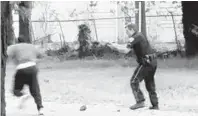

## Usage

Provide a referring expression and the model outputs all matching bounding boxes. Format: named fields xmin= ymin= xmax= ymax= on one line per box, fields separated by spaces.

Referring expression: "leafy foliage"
xmin=77 ymin=24 xmax=92 ymax=58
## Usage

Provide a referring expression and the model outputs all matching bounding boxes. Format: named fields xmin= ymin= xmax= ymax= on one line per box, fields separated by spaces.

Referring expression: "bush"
xmin=90 ymin=41 xmax=127 ymax=59
xmin=77 ymin=24 xmax=92 ymax=58
xmin=45 ymin=44 xmax=70 ymax=56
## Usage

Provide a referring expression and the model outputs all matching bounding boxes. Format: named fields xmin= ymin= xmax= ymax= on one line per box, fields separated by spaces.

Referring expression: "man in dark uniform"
xmin=125 ymin=23 xmax=159 ymax=110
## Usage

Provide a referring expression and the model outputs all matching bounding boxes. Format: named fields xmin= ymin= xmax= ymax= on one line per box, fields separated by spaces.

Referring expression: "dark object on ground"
xmin=80 ymin=105 xmax=87 ymax=111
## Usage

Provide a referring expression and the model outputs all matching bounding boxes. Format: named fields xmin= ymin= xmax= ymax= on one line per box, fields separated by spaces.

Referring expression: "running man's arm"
xmin=35 ymin=47 xmax=48 ymax=64
xmin=7 ymin=45 xmax=16 ymax=62
xmin=35 ymin=48 xmax=45 ymax=59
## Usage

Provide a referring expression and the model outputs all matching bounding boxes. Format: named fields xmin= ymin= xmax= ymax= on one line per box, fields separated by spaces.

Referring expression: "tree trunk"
xmin=182 ymin=1 xmax=198 ymax=57
xmin=1 ymin=1 xmax=13 ymax=116
xmin=18 ymin=1 xmax=32 ymax=43
xmin=135 ymin=1 xmax=139 ymax=31
xmin=141 ymin=1 xmax=147 ymax=37
xmin=7 ymin=3 xmax=15 ymax=45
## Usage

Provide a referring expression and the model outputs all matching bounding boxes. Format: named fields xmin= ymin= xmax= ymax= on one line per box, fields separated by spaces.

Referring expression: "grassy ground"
xmin=5 ymin=57 xmax=198 ymax=116
xmin=37 ymin=56 xmax=198 ymax=69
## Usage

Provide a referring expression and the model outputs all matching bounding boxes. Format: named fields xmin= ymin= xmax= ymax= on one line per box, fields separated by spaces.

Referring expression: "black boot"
xmin=149 ymin=105 xmax=159 ymax=110
xmin=130 ymin=102 xmax=145 ymax=110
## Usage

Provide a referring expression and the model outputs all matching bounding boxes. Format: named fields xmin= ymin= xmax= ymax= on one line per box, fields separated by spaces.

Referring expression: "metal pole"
xmin=139 ymin=2 xmax=141 ymax=32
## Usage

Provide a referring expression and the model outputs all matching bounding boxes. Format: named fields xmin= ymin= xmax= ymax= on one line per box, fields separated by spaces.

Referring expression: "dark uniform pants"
xmin=130 ymin=63 xmax=158 ymax=106
xmin=13 ymin=66 xmax=43 ymax=110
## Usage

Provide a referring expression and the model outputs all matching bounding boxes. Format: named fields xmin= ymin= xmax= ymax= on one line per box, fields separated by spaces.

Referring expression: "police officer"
xmin=125 ymin=23 xmax=159 ymax=110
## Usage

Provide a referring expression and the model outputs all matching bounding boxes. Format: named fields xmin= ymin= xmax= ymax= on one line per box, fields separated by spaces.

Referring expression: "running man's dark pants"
xmin=13 ymin=66 xmax=43 ymax=110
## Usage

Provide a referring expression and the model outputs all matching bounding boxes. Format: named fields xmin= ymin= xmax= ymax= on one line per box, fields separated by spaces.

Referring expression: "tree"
xmin=182 ymin=1 xmax=198 ymax=57
xmin=141 ymin=1 xmax=147 ymax=37
xmin=119 ymin=1 xmax=133 ymax=25
xmin=116 ymin=1 xmax=135 ymax=25
xmin=6 ymin=2 xmax=15 ymax=45
xmin=39 ymin=2 xmax=51 ymax=36
xmin=35 ymin=2 xmax=65 ymax=46
xmin=51 ymin=11 xmax=66 ymax=47
xmin=135 ymin=1 xmax=139 ymax=31
xmin=37 ymin=2 xmax=58 ymax=37
xmin=78 ymin=24 xmax=92 ymax=58
xmin=1 ymin=1 xmax=14 ymax=116
xmin=89 ymin=1 xmax=98 ymax=41
xmin=17 ymin=1 xmax=33 ymax=43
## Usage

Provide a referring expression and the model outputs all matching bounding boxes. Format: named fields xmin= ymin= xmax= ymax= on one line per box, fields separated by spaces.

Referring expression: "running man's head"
xmin=17 ymin=35 xmax=25 ymax=43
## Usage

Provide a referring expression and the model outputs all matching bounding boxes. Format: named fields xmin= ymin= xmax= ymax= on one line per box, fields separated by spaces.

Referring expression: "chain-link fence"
xmin=12 ymin=1 xmax=184 ymax=51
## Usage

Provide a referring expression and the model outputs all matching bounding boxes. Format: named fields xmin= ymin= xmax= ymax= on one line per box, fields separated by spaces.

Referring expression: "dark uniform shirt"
xmin=127 ymin=32 xmax=157 ymax=65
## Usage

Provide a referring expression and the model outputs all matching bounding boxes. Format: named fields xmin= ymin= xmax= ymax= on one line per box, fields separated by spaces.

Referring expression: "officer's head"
xmin=125 ymin=23 xmax=138 ymax=37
